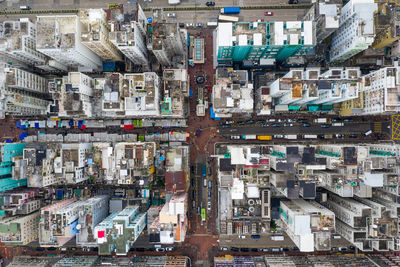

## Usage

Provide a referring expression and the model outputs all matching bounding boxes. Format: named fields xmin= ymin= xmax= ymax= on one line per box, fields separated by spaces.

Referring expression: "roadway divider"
xmin=143 ymin=5 xmax=312 ymax=12
xmin=0 ymin=9 xmax=78 ymax=15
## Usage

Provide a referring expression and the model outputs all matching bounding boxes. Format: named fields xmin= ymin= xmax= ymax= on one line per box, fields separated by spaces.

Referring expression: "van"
xmin=204 ymin=178 xmax=207 ymax=187
xmin=271 ymin=235 xmax=284 ymax=241
xmin=20 ymin=5 xmax=31 ymax=10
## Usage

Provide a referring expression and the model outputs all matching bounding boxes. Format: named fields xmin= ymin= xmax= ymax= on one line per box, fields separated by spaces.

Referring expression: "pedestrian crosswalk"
xmin=373 ymin=122 xmax=382 ymax=133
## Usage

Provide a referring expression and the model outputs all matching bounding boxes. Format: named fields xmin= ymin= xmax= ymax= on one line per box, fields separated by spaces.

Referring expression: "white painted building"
xmin=329 ymin=0 xmax=377 ymax=62
xmin=79 ymin=9 xmax=122 ymax=61
xmin=123 ymin=72 xmax=161 ymax=117
xmin=361 ymin=66 xmax=400 ymax=114
xmin=36 ymin=15 xmax=102 ymax=71
xmin=58 ymin=72 xmax=94 ymax=118
xmin=0 ymin=19 xmax=46 ymax=66
xmin=0 ymin=65 xmax=49 ymax=118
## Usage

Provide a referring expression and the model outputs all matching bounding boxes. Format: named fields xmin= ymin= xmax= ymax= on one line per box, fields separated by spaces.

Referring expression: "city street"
xmin=2 ymin=0 xmax=311 ymax=10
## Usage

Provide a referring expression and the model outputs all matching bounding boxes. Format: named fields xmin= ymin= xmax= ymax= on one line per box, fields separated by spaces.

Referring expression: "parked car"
xmin=302 ymin=123 xmax=311 ymax=127
xmin=208 ymin=191 xmax=211 ymax=199
xmin=320 ymin=124 xmax=330 ymax=128
xmin=237 ymin=121 xmax=245 ymax=125
xmin=240 ymin=248 xmax=250 ymax=252
xmin=207 ymin=201 xmax=211 ymax=210
xmin=231 ymin=135 xmax=241 ymax=140
xmin=225 ymin=120 xmax=235 ymax=124
xmin=271 ymin=123 xmax=281 ymax=127
xmin=349 ymin=134 xmax=358 ymax=138
xmin=196 ymin=23 xmax=203 ymax=27
xmin=36 ymin=247 xmax=45 ymax=251
xmin=246 ymin=120 xmax=255 ymax=124
xmin=167 ymin=13 xmax=176 ymax=18
xmin=231 ymin=247 xmax=239 ymax=252
xmin=166 ymin=247 xmax=174 ymax=251
xmin=267 ymin=118 xmax=276 ymax=122
xmin=221 ymin=124 xmax=230 ymax=128
xmin=287 ymin=118 xmax=296 ymax=122
xmin=156 ymin=248 xmax=165 ymax=252
xmin=179 ymin=23 xmax=185 ymax=28
xmin=261 ymin=123 xmax=269 ymax=127
xmin=264 ymin=11 xmax=274 ymax=16
xmin=238 ymin=235 xmax=246 ymax=239
xmin=283 ymin=123 xmax=293 ymax=127
xmin=260 ymin=248 xmax=269 ymax=252
xmin=343 ymin=118 xmax=353 ymax=122
xmin=220 ymin=247 xmax=228 ymax=251
xmin=288 ymin=0 xmax=298 ymax=3
xmin=273 ymin=134 xmax=284 ymax=139
xmin=206 ymin=1 xmax=215 ymax=6
xmin=278 ymin=118 xmax=285 ymax=122
xmin=256 ymin=120 xmax=264 ymax=124
xmin=335 ymin=134 xmax=344 ymax=138
xmin=332 ymin=118 xmax=341 ymax=122
xmin=298 ymin=119 xmax=308 ymax=123
xmin=251 ymin=235 xmax=260 ymax=239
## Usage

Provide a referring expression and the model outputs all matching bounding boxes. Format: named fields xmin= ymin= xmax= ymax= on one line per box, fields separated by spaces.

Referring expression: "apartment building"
xmin=95 ymin=206 xmax=146 ymax=255
xmin=0 ymin=189 xmax=41 ymax=216
xmin=0 ymin=144 xmax=27 ymax=192
xmin=76 ymin=195 xmax=109 ymax=247
xmin=148 ymin=9 xmax=185 ymax=67
xmin=23 ymin=144 xmax=62 ymax=187
xmin=55 ymin=72 xmax=94 ymax=118
xmin=280 ymin=199 xmax=335 ymax=252
xmin=212 ymin=68 xmax=253 ymax=118
xmin=112 ymin=142 xmax=156 ymax=185
xmin=39 ymin=198 xmax=82 ymax=247
xmin=270 ymin=67 xmax=361 ymax=106
xmin=161 ymin=69 xmax=189 ymax=118
xmin=0 ymin=212 xmax=40 ymax=245
xmin=303 ymin=0 xmax=341 ymax=44
xmin=361 ymin=65 xmax=400 ymax=115
xmin=215 ymin=21 xmax=314 ymax=66
xmin=79 ymin=9 xmax=122 ymax=61
xmin=329 ymin=0 xmax=377 ymax=62
xmin=150 ymin=193 xmax=188 ymax=244
xmin=215 ymin=144 xmax=271 ymax=235
xmin=108 ymin=2 xmax=148 ymax=66
xmin=36 ymin=15 xmax=102 ymax=71
xmin=0 ymin=66 xmax=49 ymax=118
xmin=61 ymin=143 xmax=92 ymax=184
xmin=165 ymin=145 xmax=190 ymax=194
xmin=0 ymin=18 xmax=46 ymax=66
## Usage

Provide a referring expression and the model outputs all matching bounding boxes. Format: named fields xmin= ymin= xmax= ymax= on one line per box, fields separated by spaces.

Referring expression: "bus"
xmin=201 ymin=208 xmax=206 ymax=221
xmin=257 ymin=135 xmax=272 ymax=140
xmin=218 ymin=15 xmax=239 ymax=22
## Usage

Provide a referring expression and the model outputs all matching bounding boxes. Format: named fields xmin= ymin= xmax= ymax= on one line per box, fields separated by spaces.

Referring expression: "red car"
xmin=264 ymin=11 xmax=274 ymax=16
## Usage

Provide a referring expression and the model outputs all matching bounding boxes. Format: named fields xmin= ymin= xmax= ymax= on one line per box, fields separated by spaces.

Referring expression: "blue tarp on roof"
xmin=5 ymin=139 xmax=12 ymax=143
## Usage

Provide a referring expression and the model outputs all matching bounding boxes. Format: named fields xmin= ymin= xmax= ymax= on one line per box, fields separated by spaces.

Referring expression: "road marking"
xmin=391 ymin=115 xmax=400 ymax=140
xmin=373 ymin=122 xmax=382 ymax=133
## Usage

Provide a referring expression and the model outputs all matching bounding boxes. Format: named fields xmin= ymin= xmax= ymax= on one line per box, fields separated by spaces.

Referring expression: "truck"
xmin=242 ymin=135 xmax=257 ymax=140
xmin=257 ymin=135 xmax=272 ymax=140
xmin=314 ymin=118 xmax=327 ymax=123
xmin=220 ymin=7 xmax=240 ymax=14
xmin=302 ymin=134 xmax=318 ymax=139
xmin=168 ymin=0 xmax=181 ymax=5
xmin=218 ymin=15 xmax=239 ymax=22
xmin=332 ymin=122 xmax=344 ymax=126
xmin=284 ymin=135 xmax=297 ymax=140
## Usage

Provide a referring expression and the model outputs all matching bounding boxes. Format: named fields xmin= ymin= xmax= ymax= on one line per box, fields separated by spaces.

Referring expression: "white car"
xmin=167 ymin=13 xmax=176 ymax=18
xmin=273 ymin=135 xmax=284 ymax=139
xmin=230 ymin=135 xmax=241 ymax=140
xmin=238 ymin=235 xmax=246 ymax=239
xmin=220 ymin=247 xmax=228 ymax=251
xmin=207 ymin=201 xmax=211 ymax=210
xmin=166 ymin=247 xmax=174 ymax=251
xmin=156 ymin=247 xmax=165 ymax=252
